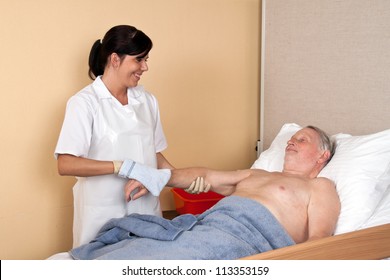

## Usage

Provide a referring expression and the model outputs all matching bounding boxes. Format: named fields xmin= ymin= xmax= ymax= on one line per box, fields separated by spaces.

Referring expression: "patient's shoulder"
xmin=312 ymin=176 xmax=336 ymax=189
xmin=311 ymin=177 xmax=340 ymax=208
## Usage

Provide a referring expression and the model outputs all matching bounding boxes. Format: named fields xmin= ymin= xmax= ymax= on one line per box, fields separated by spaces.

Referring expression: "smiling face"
xmin=283 ymin=127 xmax=330 ymax=177
xmin=116 ymin=53 xmax=149 ymax=88
xmin=101 ymin=52 xmax=150 ymax=97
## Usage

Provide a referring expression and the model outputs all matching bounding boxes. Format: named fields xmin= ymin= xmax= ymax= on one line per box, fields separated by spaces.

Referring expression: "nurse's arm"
xmin=57 ymin=154 xmax=114 ymax=177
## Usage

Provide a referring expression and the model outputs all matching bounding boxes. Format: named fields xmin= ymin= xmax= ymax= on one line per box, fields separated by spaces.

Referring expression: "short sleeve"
xmin=54 ymin=94 xmax=95 ymax=158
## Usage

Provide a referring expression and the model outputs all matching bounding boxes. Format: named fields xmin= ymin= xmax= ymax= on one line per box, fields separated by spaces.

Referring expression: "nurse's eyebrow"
xmin=136 ymin=52 xmax=149 ymax=59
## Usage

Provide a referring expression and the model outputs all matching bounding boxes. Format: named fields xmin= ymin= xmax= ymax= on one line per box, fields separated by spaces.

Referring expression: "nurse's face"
xmin=117 ymin=54 xmax=149 ymax=88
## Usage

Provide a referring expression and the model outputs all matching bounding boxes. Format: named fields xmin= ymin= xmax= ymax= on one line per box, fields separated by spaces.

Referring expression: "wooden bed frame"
xmin=241 ymin=223 xmax=390 ymax=260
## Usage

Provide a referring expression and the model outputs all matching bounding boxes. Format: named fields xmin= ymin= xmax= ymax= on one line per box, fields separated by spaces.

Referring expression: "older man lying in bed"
xmin=71 ymin=126 xmax=340 ymax=260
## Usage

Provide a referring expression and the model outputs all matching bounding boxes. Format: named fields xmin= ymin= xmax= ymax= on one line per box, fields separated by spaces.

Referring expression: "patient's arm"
xmin=167 ymin=168 xmax=251 ymax=196
xmin=124 ymin=166 xmax=251 ymax=201
xmin=307 ymin=178 xmax=340 ymax=240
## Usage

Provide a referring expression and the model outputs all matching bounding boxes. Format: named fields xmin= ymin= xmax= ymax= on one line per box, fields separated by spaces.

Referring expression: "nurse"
xmin=54 ymin=25 xmax=174 ymax=247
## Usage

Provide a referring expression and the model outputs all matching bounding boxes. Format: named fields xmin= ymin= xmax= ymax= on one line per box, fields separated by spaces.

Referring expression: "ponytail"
xmin=88 ymin=39 xmax=104 ymax=80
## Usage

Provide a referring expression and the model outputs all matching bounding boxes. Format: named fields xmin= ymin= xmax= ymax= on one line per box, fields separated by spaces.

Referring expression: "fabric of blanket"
xmin=70 ymin=196 xmax=295 ymax=260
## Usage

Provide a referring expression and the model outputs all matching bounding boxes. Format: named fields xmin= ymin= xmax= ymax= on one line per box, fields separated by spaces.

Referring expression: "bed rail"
xmin=241 ymin=223 xmax=390 ymax=260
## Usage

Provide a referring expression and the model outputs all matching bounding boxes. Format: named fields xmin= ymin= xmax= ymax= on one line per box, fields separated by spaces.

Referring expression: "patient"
xmin=70 ymin=126 xmax=340 ymax=260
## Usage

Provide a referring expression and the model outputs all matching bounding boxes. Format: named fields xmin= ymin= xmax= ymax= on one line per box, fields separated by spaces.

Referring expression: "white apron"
xmin=73 ymin=88 xmax=162 ymax=247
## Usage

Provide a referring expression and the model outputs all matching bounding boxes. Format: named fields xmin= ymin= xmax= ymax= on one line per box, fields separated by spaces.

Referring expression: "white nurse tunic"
xmin=55 ymin=77 xmax=168 ymax=247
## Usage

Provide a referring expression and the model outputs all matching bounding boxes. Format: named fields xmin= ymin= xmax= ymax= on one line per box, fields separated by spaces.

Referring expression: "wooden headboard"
xmin=260 ymin=0 xmax=390 ymax=149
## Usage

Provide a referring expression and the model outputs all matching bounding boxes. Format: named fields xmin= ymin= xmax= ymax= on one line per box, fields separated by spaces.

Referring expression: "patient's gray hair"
xmin=306 ymin=125 xmax=336 ymax=163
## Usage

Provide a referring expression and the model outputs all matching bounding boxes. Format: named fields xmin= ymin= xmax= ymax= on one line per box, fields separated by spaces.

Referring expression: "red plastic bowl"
xmin=171 ymin=188 xmax=224 ymax=215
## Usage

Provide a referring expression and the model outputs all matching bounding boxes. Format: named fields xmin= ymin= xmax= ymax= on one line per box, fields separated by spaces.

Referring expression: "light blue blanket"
xmin=70 ymin=196 xmax=295 ymax=260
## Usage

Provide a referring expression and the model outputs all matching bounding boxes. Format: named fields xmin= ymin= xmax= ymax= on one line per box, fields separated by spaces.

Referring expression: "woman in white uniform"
xmin=55 ymin=25 xmax=174 ymax=247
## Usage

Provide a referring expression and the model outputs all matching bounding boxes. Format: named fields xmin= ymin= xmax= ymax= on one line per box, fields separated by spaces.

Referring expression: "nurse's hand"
xmin=118 ymin=159 xmax=171 ymax=196
xmin=185 ymin=177 xmax=211 ymax=194
xmin=124 ymin=179 xmax=149 ymax=202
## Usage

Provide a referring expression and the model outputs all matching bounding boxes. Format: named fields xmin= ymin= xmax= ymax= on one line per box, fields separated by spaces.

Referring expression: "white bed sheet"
xmin=47 ymin=252 xmax=73 ymax=260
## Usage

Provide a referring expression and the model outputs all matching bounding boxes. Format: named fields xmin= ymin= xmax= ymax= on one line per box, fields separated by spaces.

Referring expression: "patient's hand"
xmin=124 ymin=179 xmax=149 ymax=202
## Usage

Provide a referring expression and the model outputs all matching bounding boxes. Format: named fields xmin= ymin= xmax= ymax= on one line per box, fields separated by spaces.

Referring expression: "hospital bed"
xmin=48 ymin=123 xmax=390 ymax=260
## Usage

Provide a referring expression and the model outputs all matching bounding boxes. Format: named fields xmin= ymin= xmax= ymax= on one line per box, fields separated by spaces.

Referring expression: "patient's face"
xmin=283 ymin=128 xmax=324 ymax=171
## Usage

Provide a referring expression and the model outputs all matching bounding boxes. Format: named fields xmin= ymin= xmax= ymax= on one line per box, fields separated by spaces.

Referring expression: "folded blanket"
xmin=70 ymin=196 xmax=295 ymax=260
xmin=90 ymin=212 xmax=198 ymax=244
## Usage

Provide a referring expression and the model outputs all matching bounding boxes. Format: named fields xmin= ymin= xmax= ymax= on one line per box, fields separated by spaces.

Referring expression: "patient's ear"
xmin=318 ymin=150 xmax=331 ymax=164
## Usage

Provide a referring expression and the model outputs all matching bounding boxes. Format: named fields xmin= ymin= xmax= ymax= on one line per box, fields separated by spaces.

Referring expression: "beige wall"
xmin=0 ymin=0 xmax=260 ymax=259
xmin=261 ymin=0 xmax=390 ymax=147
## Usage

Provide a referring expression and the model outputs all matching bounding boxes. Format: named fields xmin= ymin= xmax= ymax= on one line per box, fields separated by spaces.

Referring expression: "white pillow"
xmin=251 ymin=123 xmax=390 ymax=235
xmin=357 ymin=164 xmax=390 ymax=229
xmin=320 ymin=129 xmax=390 ymax=234
xmin=251 ymin=123 xmax=301 ymax=171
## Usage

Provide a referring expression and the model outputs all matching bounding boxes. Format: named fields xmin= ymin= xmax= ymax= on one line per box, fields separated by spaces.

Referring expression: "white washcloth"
xmin=118 ymin=159 xmax=171 ymax=196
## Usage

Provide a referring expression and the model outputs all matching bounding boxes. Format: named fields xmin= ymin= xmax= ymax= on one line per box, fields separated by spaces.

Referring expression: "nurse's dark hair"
xmin=88 ymin=25 xmax=153 ymax=80
xmin=306 ymin=125 xmax=336 ymax=163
